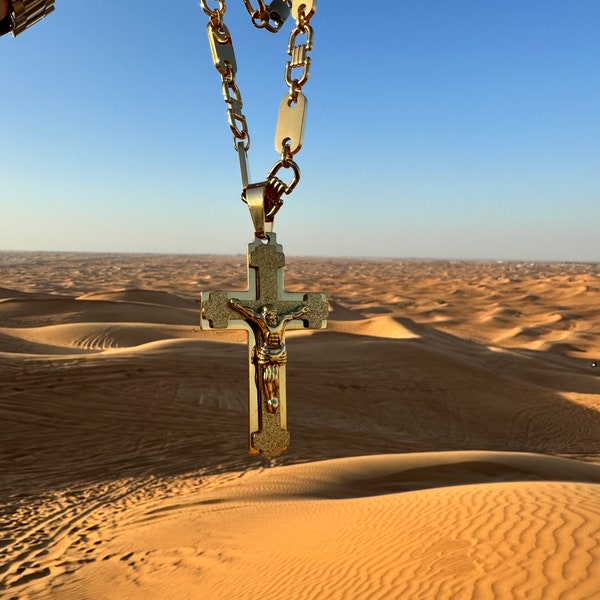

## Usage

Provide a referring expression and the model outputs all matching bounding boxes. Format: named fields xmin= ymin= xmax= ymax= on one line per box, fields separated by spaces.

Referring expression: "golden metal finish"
xmin=242 ymin=174 xmax=291 ymax=237
xmin=266 ymin=159 xmax=300 ymax=194
xmin=200 ymin=3 xmax=324 ymax=458
xmin=204 ymin=1 xmax=251 ymax=152
xmin=200 ymin=0 xmax=317 ymax=232
xmin=282 ymin=13 xmax=313 ymax=103
xmin=200 ymin=0 xmax=226 ymax=18
xmin=237 ymin=140 xmax=251 ymax=188
xmin=275 ymin=91 xmax=307 ymax=155
xmin=244 ymin=183 xmax=269 ymax=238
xmin=263 ymin=1 xmax=316 ymax=198
xmin=208 ymin=22 xmax=236 ymax=75
xmin=222 ymin=76 xmax=250 ymax=148
xmin=200 ymin=233 xmax=328 ymax=458
xmin=292 ymin=0 xmax=317 ymax=22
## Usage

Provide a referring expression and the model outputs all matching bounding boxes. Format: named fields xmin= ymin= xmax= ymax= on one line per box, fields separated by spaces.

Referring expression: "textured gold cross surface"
xmin=200 ymin=233 xmax=328 ymax=458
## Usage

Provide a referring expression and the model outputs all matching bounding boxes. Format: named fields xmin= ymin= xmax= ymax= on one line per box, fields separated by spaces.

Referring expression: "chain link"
xmin=267 ymin=0 xmax=316 ymax=215
xmin=284 ymin=9 xmax=314 ymax=103
xmin=200 ymin=0 xmax=226 ymax=29
xmin=204 ymin=0 xmax=251 ymax=153
xmin=201 ymin=0 xmax=316 ymax=234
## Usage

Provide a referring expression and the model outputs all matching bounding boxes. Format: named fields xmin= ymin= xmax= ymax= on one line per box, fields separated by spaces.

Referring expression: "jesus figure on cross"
xmin=228 ymin=298 xmax=308 ymax=413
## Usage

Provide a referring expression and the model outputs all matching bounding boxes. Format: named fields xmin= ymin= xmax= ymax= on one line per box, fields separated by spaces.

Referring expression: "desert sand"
xmin=1 ymin=251 xmax=599 ymax=599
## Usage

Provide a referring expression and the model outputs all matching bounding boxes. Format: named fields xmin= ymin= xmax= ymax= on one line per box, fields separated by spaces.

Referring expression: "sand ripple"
xmin=1 ymin=252 xmax=599 ymax=599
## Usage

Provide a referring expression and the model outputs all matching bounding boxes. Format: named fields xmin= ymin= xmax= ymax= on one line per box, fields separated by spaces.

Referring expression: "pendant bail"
xmin=243 ymin=174 xmax=288 ymax=239
xmin=243 ymin=183 xmax=269 ymax=239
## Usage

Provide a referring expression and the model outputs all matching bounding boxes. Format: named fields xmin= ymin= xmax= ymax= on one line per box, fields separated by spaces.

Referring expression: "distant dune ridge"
xmin=1 ymin=252 xmax=599 ymax=599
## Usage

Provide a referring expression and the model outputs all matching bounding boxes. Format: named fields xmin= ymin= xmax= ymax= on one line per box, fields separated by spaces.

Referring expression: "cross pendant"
xmin=200 ymin=233 xmax=328 ymax=459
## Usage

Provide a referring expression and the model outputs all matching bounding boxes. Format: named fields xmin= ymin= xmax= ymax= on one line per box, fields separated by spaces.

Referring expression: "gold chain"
xmin=200 ymin=0 xmax=317 ymax=234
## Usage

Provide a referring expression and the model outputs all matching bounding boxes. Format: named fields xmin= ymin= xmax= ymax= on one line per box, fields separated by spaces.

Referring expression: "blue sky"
xmin=1 ymin=1 xmax=599 ymax=260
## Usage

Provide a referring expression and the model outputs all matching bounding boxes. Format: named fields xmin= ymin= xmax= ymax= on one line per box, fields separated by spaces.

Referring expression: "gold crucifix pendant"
xmin=200 ymin=233 xmax=328 ymax=458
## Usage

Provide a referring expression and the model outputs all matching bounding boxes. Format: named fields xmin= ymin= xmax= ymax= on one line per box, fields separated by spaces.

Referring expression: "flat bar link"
xmin=275 ymin=92 xmax=307 ymax=155
xmin=208 ymin=22 xmax=237 ymax=75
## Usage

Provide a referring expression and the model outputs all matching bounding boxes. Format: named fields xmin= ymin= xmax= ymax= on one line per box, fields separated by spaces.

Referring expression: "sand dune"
xmin=6 ymin=453 xmax=600 ymax=599
xmin=77 ymin=288 xmax=198 ymax=309
xmin=327 ymin=315 xmax=419 ymax=339
xmin=0 ymin=322 xmax=200 ymax=353
xmin=1 ymin=252 xmax=599 ymax=599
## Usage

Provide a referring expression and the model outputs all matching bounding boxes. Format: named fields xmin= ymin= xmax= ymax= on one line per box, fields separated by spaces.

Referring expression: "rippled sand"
xmin=1 ymin=251 xmax=599 ymax=599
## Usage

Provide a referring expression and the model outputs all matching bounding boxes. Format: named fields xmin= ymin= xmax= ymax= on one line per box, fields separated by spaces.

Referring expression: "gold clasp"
xmin=267 ymin=158 xmax=300 ymax=196
xmin=242 ymin=158 xmax=299 ymax=238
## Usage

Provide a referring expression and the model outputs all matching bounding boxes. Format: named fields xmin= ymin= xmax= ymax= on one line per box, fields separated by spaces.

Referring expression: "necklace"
xmin=199 ymin=0 xmax=328 ymax=459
